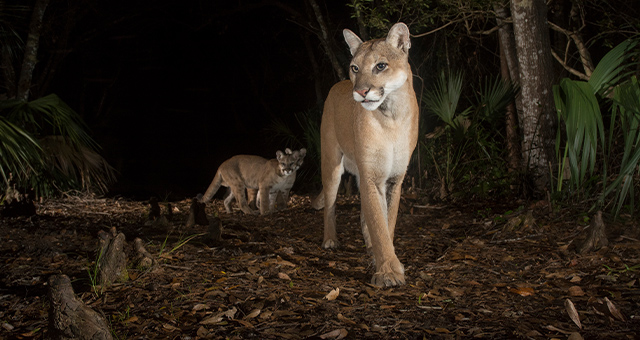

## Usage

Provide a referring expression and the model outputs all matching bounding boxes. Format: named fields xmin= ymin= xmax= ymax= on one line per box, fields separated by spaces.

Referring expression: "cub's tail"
xmin=202 ymin=171 xmax=223 ymax=203
xmin=310 ymin=190 xmax=324 ymax=210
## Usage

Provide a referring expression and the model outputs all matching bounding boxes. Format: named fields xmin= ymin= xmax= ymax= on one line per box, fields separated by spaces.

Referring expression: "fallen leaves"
xmin=200 ymin=307 xmax=237 ymax=325
xmin=277 ymin=272 xmax=291 ymax=281
xmin=324 ymin=287 xmax=340 ymax=301
xmin=565 ymin=299 xmax=582 ymax=329
xmin=509 ymin=286 xmax=535 ymax=296
xmin=319 ymin=328 xmax=348 ymax=339
xmin=568 ymin=285 xmax=585 ymax=297
xmin=2 ymin=196 xmax=638 ymax=339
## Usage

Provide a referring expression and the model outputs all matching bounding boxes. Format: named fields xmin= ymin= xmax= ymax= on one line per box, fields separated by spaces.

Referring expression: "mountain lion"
xmin=202 ymin=148 xmax=306 ymax=215
xmin=313 ymin=23 xmax=419 ymax=287
xmin=247 ymin=148 xmax=306 ymax=212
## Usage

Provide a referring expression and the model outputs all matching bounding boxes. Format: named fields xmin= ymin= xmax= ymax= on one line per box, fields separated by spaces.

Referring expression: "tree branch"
xmin=551 ymin=49 xmax=589 ymax=80
xmin=548 ymin=20 xmax=594 ymax=77
xmin=411 ymin=14 xmax=475 ymax=38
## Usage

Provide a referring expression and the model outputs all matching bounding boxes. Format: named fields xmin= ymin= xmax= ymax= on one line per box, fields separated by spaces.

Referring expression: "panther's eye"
xmin=376 ymin=63 xmax=387 ymax=71
xmin=350 ymin=65 xmax=359 ymax=73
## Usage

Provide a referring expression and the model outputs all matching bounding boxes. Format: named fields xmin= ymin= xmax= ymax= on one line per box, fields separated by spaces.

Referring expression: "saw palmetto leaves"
xmin=0 ymin=94 xmax=116 ymax=196
xmin=553 ymin=38 xmax=640 ymax=215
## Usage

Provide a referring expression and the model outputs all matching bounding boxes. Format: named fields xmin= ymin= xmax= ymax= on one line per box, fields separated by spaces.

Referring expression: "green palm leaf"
xmin=0 ymin=116 xmax=42 ymax=184
xmin=1 ymin=94 xmax=116 ymax=196
xmin=589 ymin=39 xmax=639 ymax=96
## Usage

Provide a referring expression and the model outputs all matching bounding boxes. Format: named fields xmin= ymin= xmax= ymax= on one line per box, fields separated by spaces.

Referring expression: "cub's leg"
xmin=223 ymin=190 xmax=235 ymax=213
xmin=230 ymin=185 xmax=257 ymax=215
xmin=257 ymin=186 xmax=272 ymax=215
xmin=277 ymin=190 xmax=290 ymax=211
xmin=360 ymin=176 xmax=405 ymax=287
xmin=247 ymin=188 xmax=258 ymax=210
xmin=267 ymin=191 xmax=278 ymax=212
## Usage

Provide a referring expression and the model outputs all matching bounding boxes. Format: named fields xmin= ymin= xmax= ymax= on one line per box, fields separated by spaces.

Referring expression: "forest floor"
xmin=0 ymin=193 xmax=639 ymax=340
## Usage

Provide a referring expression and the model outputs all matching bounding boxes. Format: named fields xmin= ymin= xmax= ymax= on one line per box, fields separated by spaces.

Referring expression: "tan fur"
xmin=202 ymin=149 xmax=305 ymax=215
xmin=314 ymin=23 xmax=419 ymax=287
xmin=248 ymin=148 xmax=306 ymax=211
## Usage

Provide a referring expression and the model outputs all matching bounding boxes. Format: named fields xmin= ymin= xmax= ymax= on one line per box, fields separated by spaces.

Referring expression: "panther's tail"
xmin=202 ymin=171 xmax=223 ymax=203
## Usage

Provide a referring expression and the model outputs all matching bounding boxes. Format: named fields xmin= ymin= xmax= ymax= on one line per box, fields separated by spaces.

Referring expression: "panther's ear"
xmin=276 ymin=150 xmax=284 ymax=160
xmin=299 ymin=148 xmax=307 ymax=158
xmin=343 ymin=29 xmax=363 ymax=56
xmin=285 ymin=148 xmax=292 ymax=154
xmin=386 ymin=23 xmax=411 ymax=54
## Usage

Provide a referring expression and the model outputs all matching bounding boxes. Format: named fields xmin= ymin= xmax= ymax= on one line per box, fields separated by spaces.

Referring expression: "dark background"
xmin=48 ymin=1 xmax=355 ymax=199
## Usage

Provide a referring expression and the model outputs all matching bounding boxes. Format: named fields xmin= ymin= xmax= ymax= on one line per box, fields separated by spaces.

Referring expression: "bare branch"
xmin=548 ymin=20 xmax=594 ymax=77
xmin=551 ymin=49 xmax=589 ymax=80
xmin=411 ymin=14 xmax=475 ymax=38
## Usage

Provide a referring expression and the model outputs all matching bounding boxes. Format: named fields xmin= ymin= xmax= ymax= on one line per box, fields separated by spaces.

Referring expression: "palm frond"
xmin=39 ymin=136 xmax=116 ymax=194
xmin=553 ymin=79 xmax=604 ymax=189
xmin=424 ymin=70 xmax=465 ymax=127
xmin=1 ymin=94 xmax=116 ymax=196
xmin=604 ymin=76 xmax=640 ymax=215
xmin=475 ymin=76 xmax=519 ymax=122
xmin=0 ymin=116 xmax=42 ymax=185
xmin=589 ymin=39 xmax=639 ymax=96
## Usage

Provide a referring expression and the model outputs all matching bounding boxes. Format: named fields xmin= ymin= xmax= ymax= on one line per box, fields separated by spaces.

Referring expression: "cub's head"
xmin=343 ymin=23 xmax=412 ymax=111
xmin=276 ymin=148 xmax=307 ymax=176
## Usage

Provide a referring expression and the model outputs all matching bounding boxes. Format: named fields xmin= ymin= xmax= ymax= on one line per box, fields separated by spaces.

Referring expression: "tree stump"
xmin=97 ymin=227 xmax=128 ymax=286
xmin=186 ymin=194 xmax=209 ymax=227
xmin=579 ymin=211 xmax=609 ymax=254
xmin=133 ymin=237 xmax=157 ymax=269
xmin=148 ymin=197 xmax=161 ymax=220
xmin=208 ymin=215 xmax=222 ymax=245
xmin=165 ymin=202 xmax=173 ymax=220
xmin=48 ymin=274 xmax=113 ymax=340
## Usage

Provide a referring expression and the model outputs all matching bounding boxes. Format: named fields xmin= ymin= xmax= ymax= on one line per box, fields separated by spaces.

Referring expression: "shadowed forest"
xmin=1 ymin=0 xmax=640 ymax=339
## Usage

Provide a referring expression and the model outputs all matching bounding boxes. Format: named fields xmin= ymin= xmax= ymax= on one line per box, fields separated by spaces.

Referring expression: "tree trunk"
xmin=495 ymin=4 xmax=522 ymax=173
xmin=16 ymin=0 xmax=50 ymax=101
xmin=353 ymin=2 xmax=369 ymax=41
xmin=510 ymin=0 xmax=557 ymax=195
xmin=302 ymin=31 xmax=324 ymax=105
xmin=307 ymin=0 xmax=346 ymax=81
xmin=1 ymin=44 xmax=17 ymax=98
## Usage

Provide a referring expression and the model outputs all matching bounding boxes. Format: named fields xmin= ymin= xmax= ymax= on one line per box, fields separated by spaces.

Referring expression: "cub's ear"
xmin=386 ymin=22 xmax=411 ymax=54
xmin=276 ymin=150 xmax=284 ymax=160
xmin=299 ymin=148 xmax=307 ymax=158
xmin=285 ymin=148 xmax=293 ymax=154
xmin=343 ymin=29 xmax=363 ymax=56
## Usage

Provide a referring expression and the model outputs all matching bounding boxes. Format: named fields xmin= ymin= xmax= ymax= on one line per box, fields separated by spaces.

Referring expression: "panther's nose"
xmin=355 ymin=88 xmax=369 ymax=98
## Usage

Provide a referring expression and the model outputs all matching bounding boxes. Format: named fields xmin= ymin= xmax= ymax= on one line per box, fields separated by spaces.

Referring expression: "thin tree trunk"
xmin=500 ymin=42 xmax=521 ymax=173
xmin=353 ymin=1 xmax=369 ymax=41
xmin=511 ymin=0 xmax=557 ymax=194
xmin=1 ymin=46 xmax=17 ymax=98
xmin=495 ymin=4 xmax=522 ymax=173
xmin=308 ymin=0 xmax=346 ymax=81
xmin=302 ymin=31 xmax=324 ymax=105
xmin=16 ymin=0 xmax=50 ymax=101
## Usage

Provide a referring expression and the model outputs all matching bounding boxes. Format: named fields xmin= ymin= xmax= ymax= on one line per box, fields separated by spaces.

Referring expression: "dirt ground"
xmin=0 ymin=193 xmax=639 ymax=339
